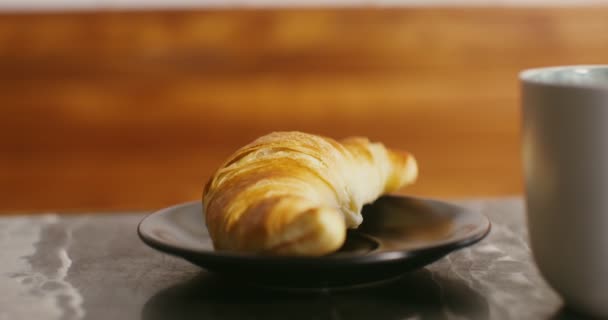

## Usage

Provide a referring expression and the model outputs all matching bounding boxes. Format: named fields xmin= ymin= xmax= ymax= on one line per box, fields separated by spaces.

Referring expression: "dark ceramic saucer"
xmin=138 ymin=195 xmax=490 ymax=289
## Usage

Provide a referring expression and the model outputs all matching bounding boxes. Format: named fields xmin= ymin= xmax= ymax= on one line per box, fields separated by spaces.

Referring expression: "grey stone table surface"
xmin=0 ymin=198 xmax=582 ymax=320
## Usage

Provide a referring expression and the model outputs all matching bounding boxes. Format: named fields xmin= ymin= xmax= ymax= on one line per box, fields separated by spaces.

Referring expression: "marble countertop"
xmin=0 ymin=198 xmax=575 ymax=320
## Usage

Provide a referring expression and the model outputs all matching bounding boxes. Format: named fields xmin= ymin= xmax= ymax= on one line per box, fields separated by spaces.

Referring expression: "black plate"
xmin=138 ymin=195 xmax=490 ymax=289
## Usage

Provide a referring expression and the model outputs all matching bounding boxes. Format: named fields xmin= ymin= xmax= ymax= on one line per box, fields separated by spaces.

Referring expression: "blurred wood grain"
xmin=1 ymin=7 xmax=607 ymax=212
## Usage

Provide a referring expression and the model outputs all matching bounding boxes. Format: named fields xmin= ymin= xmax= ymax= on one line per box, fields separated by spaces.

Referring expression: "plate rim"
xmin=138 ymin=196 xmax=491 ymax=265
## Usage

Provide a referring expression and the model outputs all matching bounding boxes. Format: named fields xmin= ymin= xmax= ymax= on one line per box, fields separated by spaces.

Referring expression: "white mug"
xmin=521 ymin=65 xmax=608 ymax=317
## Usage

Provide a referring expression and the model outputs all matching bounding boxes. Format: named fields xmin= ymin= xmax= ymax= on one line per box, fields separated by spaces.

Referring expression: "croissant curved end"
xmin=385 ymin=149 xmax=419 ymax=193
xmin=267 ymin=206 xmax=346 ymax=256
xmin=402 ymin=152 xmax=418 ymax=185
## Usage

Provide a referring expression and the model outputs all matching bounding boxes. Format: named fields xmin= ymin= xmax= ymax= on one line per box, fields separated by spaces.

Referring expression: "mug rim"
xmin=520 ymin=65 xmax=608 ymax=91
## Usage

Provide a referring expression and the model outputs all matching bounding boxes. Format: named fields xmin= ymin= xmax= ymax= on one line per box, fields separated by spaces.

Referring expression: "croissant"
xmin=203 ymin=131 xmax=417 ymax=256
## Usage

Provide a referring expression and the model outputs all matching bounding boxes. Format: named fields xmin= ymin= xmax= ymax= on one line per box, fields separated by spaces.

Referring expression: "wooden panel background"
xmin=1 ymin=7 xmax=607 ymax=212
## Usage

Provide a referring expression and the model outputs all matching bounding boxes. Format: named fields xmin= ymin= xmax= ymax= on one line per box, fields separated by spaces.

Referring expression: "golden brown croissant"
xmin=203 ymin=131 xmax=417 ymax=256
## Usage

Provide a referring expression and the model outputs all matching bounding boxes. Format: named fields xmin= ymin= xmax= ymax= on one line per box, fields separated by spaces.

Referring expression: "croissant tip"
xmin=267 ymin=206 xmax=347 ymax=257
xmin=405 ymin=153 xmax=419 ymax=183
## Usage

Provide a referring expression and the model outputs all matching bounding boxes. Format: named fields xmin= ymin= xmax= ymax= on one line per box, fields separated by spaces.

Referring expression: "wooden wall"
xmin=1 ymin=7 xmax=607 ymax=212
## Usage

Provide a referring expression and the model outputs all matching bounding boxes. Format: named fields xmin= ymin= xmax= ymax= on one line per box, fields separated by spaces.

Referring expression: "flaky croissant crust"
xmin=203 ymin=131 xmax=417 ymax=256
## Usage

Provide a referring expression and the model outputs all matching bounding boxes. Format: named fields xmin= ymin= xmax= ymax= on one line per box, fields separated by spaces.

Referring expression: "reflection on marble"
xmin=0 ymin=215 xmax=84 ymax=320
xmin=0 ymin=199 xmax=570 ymax=320
xmin=428 ymin=200 xmax=560 ymax=319
xmin=142 ymin=269 xmax=489 ymax=320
